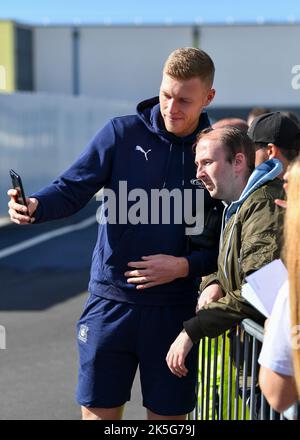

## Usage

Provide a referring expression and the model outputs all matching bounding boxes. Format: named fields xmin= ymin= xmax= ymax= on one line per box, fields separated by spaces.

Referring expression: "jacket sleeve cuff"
xmin=30 ymin=196 xmax=44 ymax=223
xmin=183 ymin=315 xmax=205 ymax=344
xmin=185 ymin=254 xmax=202 ymax=278
xmin=200 ymin=272 xmax=219 ymax=291
xmin=185 ymin=247 xmax=219 ymax=278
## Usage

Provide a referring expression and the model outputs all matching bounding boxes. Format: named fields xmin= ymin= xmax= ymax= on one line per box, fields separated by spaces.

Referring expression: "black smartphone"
xmin=9 ymin=169 xmax=28 ymax=207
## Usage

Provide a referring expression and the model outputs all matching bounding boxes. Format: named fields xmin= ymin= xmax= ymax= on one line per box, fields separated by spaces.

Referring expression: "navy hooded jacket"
xmin=32 ymin=97 xmax=220 ymax=305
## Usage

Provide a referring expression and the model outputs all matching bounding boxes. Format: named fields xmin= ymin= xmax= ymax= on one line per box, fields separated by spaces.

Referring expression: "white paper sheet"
xmin=241 ymin=259 xmax=288 ymax=317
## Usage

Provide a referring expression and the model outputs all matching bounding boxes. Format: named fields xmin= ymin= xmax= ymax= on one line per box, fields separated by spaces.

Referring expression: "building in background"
xmin=32 ymin=22 xmax=300 ymax=108
xmin=0 ymin=20 xmax=299 ymax=109
xmin=1 ymin=20 xmax=299 ymax=215
xmin=0 ymin=20 xmax=34 ymax=93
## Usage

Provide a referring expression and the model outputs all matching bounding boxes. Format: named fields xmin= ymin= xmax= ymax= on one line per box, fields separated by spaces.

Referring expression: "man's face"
xmin=159 ymin=73 xmax=215 ymax=137
xmin=255 ymin=147 xmax=269 ymax=167
xmin=255 ymin=144 xmax=287 ymax=177
xmin=195 ymin=134 xmax=236 ymax=201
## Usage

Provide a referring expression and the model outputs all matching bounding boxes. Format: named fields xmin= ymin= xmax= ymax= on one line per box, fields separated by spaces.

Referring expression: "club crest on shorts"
xmin=78 ymin=324 xmax=89 ymax=343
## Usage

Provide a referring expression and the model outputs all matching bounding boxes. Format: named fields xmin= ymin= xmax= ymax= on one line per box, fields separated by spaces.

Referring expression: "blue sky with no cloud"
xmin=1 ymin=0 xmax=300 ymax=25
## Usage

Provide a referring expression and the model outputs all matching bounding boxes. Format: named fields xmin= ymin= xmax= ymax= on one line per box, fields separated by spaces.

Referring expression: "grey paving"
xmin=0 ymin=202 xmax=145 ymax=420
xmin=0 ymin=289 xmax=144 ymax=420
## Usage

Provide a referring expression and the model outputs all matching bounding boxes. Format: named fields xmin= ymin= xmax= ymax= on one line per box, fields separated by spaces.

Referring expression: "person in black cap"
xmin=248 ymin=111 xmax=300 ymax=176
xmin=247 ymin=107 xmax=272 ymax=127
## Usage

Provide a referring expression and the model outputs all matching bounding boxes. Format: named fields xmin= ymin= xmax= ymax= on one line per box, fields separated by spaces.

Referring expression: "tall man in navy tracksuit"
xmin=8 ymin=48 xmax=218 ymax=420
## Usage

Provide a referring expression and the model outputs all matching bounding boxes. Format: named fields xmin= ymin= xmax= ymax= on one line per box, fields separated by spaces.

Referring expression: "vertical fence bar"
xmin=211 ymin=337 xmax=219 ymax=420
xmin=234 ymin=327 xmax=241 ymax=420
xmin=205 ymin=338 xmax=212 ymax=420
xmin=260 ymin=392 xmax=268 ymax=420
xmin=218 ymin=333 xmax=226 ymax=420
xmin=242 ymin=332 xmax=249 ymax=419
xmin=249 ymin=337 xmax=257 ymax=419
xmin=270 ymin=408 xmax=277 ymax=420
xmin=199 ymin=338 xmax=206 ymax=420
xmin=227 ymin=332 xmax=233 ymax=420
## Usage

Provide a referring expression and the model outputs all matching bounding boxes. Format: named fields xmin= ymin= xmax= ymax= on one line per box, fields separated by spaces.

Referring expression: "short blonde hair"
xmin=163 ymin=47 xmax=215 ymax=87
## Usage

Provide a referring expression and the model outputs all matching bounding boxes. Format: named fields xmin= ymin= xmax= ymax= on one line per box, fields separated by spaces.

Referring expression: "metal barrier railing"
xmin=191 ymin=318 xmax=300 ymax=420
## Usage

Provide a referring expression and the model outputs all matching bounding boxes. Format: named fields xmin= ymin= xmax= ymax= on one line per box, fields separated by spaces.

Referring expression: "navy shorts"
xmin=76 ymin=294 xmax=198 ymax=416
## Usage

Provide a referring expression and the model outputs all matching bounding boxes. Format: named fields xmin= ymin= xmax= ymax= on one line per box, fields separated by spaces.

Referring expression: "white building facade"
xmin=33 ymin=23 xmax=300 ymax=107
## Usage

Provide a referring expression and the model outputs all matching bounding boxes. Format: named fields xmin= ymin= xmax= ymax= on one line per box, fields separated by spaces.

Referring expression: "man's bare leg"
xmin=147 ymin=409 xmax=187 ymax=420
xmin=81 ymin=405 xmax=124 ymax=420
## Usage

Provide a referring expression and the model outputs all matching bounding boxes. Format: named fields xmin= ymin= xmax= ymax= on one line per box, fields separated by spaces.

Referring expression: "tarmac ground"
xmin=0 ymin=202 xmax=144 ymax=419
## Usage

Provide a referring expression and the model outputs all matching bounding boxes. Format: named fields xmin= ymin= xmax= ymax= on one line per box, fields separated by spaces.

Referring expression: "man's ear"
xmin=204 ymin=89 xmax=216 ymax=106
xmin=234 ymin=152 xmax=246 ymax=173
xmin=267 ymin=143 xmax=279 ymax=159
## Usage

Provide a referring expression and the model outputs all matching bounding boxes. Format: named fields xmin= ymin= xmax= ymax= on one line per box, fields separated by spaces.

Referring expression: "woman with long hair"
xmin=284 ymin=156 xmax=300 ymax=397
xmin=259 ymin=156 xmax=300 ymax=412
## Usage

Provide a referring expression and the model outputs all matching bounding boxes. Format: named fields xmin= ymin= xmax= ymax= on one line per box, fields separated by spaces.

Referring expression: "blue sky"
xmin=1 ymin=0 xmax=300 ymax=25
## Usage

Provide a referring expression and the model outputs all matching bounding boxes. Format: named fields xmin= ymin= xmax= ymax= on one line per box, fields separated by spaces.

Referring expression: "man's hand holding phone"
xmin=7 ymin=170 xmax=39 ymax=226
xmin=8 ymin=169 xmax=39 ymax=224
xmin=7 ymin=189 xmax=38 ymax=224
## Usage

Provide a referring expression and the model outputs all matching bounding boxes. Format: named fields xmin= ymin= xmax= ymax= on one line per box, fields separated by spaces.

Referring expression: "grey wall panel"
xmin=34 ymin=27 xmax=73 ymax=94
xmin=200 ymin=24 xmax=300 ymax=107
xmin=32 ymin=24 xmax=300 ymax=107
xmin=79 ymin=26 xmax=193 ymax=102
xmin=0 ymin=92 xmax=135 ymax=215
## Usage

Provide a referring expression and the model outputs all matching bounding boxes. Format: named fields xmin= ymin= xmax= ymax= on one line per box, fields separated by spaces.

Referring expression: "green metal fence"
xmin=191 ymin=319 xmax=300 ymax=420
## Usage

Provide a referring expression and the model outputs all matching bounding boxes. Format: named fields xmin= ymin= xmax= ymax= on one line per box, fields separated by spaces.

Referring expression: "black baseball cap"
xmin=248 ymin=111 xmax=300 ymax=149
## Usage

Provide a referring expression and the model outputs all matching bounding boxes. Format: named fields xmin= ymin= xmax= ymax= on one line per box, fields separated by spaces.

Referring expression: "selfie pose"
xmin=8 ymin=48 xmax=221 ymax=420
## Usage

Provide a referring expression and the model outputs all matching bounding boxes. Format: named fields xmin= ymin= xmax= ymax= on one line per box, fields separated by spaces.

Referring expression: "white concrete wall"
xmin=79 ymin=26 xmax=193 ymax=102
xmin=32 ymin=24 xmax=300 ymax=107
xmin=0 ymin=92 xmax=135 ymax=215
xmin=34 ymin=27 xmax=73 ymax=94
xmin=200 ymin=24 xmax=300 ymax=107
